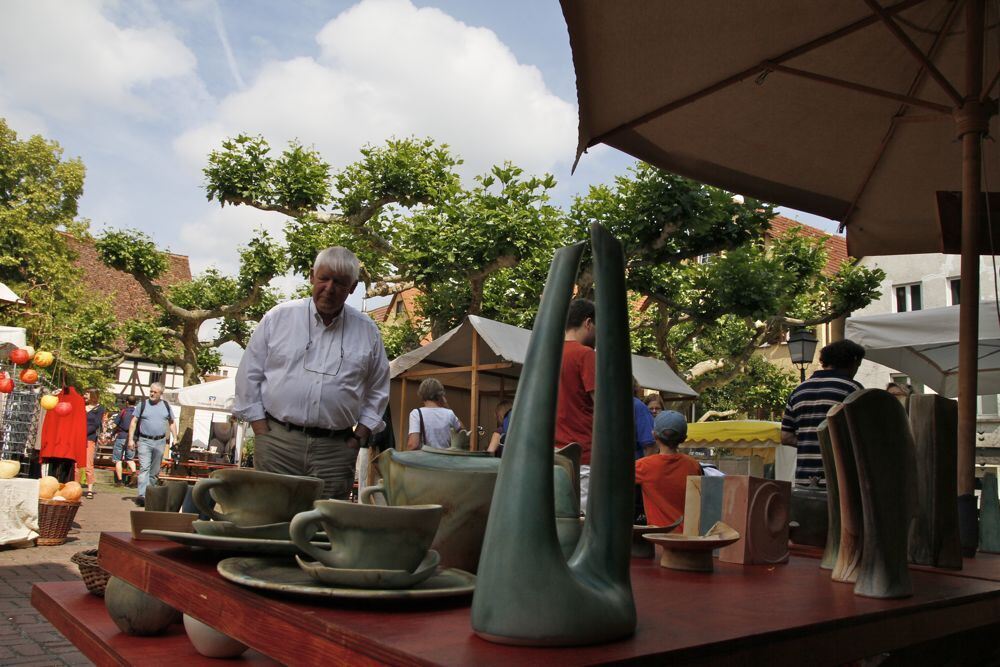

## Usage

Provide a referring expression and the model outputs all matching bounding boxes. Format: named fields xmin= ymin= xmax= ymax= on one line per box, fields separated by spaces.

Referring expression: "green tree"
xmin=572 ymin=164 xmax=885 ymax=405
xmin=94 ymin=228 xmax=287 ymax=385
xmin=0 ymin=118 xmax=118 ymax=389
xmin=204 ymin=135 xmax=566 ymax=336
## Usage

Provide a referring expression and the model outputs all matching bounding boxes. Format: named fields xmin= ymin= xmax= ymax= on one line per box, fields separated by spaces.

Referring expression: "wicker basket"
xmin=37 ymin=498 xmax=82 ymax=546
xmin=70 ymin=549 xmax=109 ymax=597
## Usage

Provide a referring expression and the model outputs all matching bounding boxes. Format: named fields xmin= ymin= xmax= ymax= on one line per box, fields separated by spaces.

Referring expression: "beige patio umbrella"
xmin=563 ymin=0 xmax=1000 ymax=549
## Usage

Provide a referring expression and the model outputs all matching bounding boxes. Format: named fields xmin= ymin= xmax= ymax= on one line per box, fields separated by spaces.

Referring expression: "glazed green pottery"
xmin=192 ymin=469 xmax=322 ymax=526
xmin=471 ymin=223 xmax=636 ymax=646
xmin=104 ymin=576 xmax=180 ymax=636
xmin=290 ymin=499 xmax=442 ymax=571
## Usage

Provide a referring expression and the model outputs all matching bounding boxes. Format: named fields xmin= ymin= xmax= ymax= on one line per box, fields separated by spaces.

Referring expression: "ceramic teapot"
xmin=361 ymin=444 xmax=581 ymax=573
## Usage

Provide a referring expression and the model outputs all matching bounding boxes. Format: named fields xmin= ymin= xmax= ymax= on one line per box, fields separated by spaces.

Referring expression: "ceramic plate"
xmin=294 ymin=550 xmax=440 ymax=590
xmin=642 ymin=521 xmax=741 ymax=552
xmin=193 ymin=520 xmax=292 ymax=541
xmin=217 ymin=557 xmax=475 ymax=600
xmin=142 ymin=529 xmax=324 ymax=555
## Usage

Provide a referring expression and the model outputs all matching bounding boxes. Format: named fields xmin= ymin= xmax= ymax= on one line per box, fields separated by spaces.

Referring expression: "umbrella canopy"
xmin=685 ymin=421 xmax=782 ymax=445
xmin=563 ymin=0 xmax=997 ymax=512
xmin=563 ymin=0 xmax=1000 ymax=258
xmin=0 ymin=283 xmax=24 ymax=305
xmin=846 ymin=303 xmax=1000 ymax=397
xmin=169 ymin=377 xmax=236 ymax=412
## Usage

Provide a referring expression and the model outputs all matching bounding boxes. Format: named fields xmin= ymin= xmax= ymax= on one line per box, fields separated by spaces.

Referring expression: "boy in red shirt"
xmin=635 ymin=410 xmax=702 ymax=530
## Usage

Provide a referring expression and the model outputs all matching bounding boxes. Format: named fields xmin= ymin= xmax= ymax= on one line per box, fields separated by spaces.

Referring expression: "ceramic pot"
xmin=361 ymin=446 xmax=581 ymax=573
xmin=0 ymin=460 xmax=19 ymax=479
xmin=290 ymin=500 xmax=442 ymax=571
xmin=192 ymin=469 xmax=322 ymax=526
xmin=104 ymin=576 xmax=180 ymax=636
xmin=183 ymin=614 xmax=248 ymax=658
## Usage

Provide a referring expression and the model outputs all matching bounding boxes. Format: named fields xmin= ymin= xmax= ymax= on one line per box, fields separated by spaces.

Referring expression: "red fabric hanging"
xmin=40 ymin=387 xmax=87 ymax=463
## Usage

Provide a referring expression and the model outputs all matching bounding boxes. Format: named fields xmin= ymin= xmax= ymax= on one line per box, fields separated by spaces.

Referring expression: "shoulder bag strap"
xmin=418 ymin=408 xmax=427 ymax=447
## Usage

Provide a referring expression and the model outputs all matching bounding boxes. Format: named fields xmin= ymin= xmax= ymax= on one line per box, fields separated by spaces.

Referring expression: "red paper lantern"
xmin=0 ymin=378 xmax=12 ymax=394
xmin=53 ymin=401 xmax=72 ymax=416
xmin=8 ymin=349 xmax=29 ymax=365
xmin=19 ymin=369 xmax=38 ymax=384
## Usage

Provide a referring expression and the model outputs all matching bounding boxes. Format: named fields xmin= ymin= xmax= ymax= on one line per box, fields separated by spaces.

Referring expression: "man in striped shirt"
xmin=781 ymin=340 xmax=866 ymax=487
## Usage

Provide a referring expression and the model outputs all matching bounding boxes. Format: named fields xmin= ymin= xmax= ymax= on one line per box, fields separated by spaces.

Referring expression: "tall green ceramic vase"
xmin=470 ymin=223 xmax=636 ymax=646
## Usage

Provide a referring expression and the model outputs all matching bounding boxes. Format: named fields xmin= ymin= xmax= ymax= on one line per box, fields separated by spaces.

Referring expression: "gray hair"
xmin=418 ymin=378 xmax=446 ymax=403
xmin=313 ymin=247 xmax=360 ymax=282
xmin=149 ymin=382 xmax=164 ymax=392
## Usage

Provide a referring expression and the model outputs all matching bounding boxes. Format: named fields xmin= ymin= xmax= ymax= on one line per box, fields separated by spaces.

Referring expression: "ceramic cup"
xmin=290 ymin=500 xmax=443 ymax=571
xmin=192 ymin=469 xmax=323 ymax=527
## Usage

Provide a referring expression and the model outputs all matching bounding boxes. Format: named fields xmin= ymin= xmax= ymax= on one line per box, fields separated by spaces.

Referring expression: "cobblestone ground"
xmin=0 ymin=470 xmax=137 ymax=666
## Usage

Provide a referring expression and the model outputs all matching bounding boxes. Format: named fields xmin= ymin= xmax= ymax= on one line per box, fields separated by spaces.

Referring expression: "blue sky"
xmin=0 ymin=0 xmax=836 ymax=332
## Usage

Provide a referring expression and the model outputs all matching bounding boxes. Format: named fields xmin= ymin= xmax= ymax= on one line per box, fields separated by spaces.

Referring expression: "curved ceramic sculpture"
xmin=816 ymin=421 xmax=841 ymax=570
xmin=471 ymin=223 xmax=636 ymax=646
xmin=104 ymin=576 xmax=180 ymax=636
xmin=843 ymin=389 xmax=913 ymax=599
xmin=907 ymin=394 xmax=961 ymax=569
xmin=979 ymin=472 xmax=1000 ymax=553
xmin=826 ymin=403 xmax=862 ymax=584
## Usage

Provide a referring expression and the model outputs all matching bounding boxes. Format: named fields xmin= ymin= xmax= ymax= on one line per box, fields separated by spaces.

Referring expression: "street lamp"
xmin=787 ymin=327 xmax=819 ymax=382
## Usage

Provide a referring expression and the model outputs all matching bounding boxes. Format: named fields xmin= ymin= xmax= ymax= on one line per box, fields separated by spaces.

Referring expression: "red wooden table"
xmin=31 ymin=532 xmax=1000 ymax=666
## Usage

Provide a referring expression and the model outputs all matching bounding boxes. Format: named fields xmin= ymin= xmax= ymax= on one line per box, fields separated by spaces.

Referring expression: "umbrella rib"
xmin=864 ymin=0 xmax=964 ymax=106
xmin=839 ymin=0 xmax=964 ymax=232
xmin=764 ymin=63 xmax=951 ymax=113
xmin=588 ymin=0 xmax=932 ymax=147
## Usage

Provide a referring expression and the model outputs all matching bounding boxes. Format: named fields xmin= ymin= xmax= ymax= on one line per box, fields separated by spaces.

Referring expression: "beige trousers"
xmin=254 ymin=423 xmax=357 ymax=500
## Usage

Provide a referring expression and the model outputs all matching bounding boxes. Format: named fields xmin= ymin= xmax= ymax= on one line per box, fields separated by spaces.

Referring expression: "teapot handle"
xmin=359 ymin=482 xmax=387 ymax=506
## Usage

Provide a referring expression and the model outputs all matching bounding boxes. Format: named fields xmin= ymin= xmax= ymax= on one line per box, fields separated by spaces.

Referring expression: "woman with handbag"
xmin=406 ymin=378 xmax=462 ymax=450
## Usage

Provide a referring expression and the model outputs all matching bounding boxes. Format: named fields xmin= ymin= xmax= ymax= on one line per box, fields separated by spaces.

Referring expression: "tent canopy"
xmin=685 ymin=421 xmax=781 ymax=445
xmin=845 ymin=303 xmax=1000 ymax=398
xmin=390 ymin=315 xmax=697 ymax=398
xmin=168 ymin=377 xmax=236 ymax=413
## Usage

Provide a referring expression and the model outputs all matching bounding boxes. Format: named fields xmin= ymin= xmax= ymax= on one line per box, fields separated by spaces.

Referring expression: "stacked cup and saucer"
xmin=144 ymin=470 xmax=324 ymax=555
xmin=216 ymin=500 xmax=478 ymax=601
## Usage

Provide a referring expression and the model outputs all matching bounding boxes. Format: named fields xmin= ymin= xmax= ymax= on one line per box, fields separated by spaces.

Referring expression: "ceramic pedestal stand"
xmin=843 ymin=389 xmax=913 ymax=599
xmin=907 ymin=394 xmax=962 ymax=569
xmin=471 ymin=224 xmax=636 ymax=646
xmin=816 ymin=421 xmax=841 ymax=570
xmin=826 ymin=404 xmax=862 ymax=584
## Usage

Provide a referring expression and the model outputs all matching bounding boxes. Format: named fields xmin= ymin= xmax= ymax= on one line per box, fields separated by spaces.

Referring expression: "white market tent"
xmin=166 ymin=377 xmax=246 ymax=465
xmin=389 ymin=315 xmax=697 ymax=446
xmin=0 ymin=282 xmax=24 ymax=305
xmin=845 ymin=303 xmax=1000 ymax=398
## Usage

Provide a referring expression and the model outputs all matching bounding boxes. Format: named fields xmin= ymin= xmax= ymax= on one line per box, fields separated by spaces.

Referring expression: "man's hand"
xmin=251 ymin=419 xmax=270 ymax=436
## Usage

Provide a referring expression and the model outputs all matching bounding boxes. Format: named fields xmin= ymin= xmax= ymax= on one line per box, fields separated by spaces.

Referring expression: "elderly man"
xmin=234 ymin=246 xmax=390 ymax=499
xmin=128 ymin=382 xmax=178 ymax=507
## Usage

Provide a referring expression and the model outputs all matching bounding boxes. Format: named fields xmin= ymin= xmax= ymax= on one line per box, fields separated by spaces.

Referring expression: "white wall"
xmin=855 ymin=253 xmax=1000 ymax=445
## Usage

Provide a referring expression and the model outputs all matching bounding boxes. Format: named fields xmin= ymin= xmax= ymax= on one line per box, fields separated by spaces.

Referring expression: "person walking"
xmin=79 ymin=388 xmax=105 ymax=500
xmin=234 ymin=246 xmax=390 ymax=500
xmin=128 ymin=382 xmax=177 ymax=507
xmin=111 ymin=397 xmax=137 ymax=487
xmin=407 ymin=378 xmax=463 ymax=450
xmin=781 ymin=339 xmax=866 ymax=487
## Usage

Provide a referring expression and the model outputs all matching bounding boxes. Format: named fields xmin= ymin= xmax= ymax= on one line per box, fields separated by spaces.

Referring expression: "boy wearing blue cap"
xmin=635 ymin=410 xmax=702 ymax=530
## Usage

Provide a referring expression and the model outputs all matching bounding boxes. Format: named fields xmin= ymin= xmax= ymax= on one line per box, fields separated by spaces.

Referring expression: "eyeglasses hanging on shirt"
xmin=303 ymin=309 xmax=347 ymax=377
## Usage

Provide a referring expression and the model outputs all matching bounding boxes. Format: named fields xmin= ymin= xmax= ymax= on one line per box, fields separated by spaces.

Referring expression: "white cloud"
xmin=175 ymin=0 xmax=576 ymax=179
xmin=0 ymin=0 xmax=197 ymax=119
xmin=177 ymin=204 xmax=284 ymax=275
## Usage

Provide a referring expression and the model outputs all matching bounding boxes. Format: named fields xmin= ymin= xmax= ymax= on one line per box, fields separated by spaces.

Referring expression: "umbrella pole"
xmin=956 ymin=0 xmax=988 ymax=555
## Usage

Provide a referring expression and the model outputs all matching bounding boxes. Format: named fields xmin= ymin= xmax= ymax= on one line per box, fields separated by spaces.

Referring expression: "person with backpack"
xmin=111 ymin=396 xmax=137 ymax=487
xmin=127 ymin=382 xmax=177 ymax=506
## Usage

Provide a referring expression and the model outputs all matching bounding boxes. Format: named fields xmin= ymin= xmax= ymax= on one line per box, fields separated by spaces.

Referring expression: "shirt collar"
xmin=308 ymin=298 xmax=346 ymax=329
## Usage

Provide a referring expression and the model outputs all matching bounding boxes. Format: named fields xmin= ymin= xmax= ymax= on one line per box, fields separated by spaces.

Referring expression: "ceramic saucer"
xmin=143 ymin=529 xmax=325 ymax=556
xmin=192 ymin=521 xmax=330 ymax=542
xmin=295 ymin=550 xmax=440 ymax=590
xmin=217 ymin=556 xmax=475 ymax=600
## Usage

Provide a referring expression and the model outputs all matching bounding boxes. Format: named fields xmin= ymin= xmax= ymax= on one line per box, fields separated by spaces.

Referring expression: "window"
xmin=395 ymin=301 xmax=405 ymax=315
xmin=894 ymin=283 xmax=922 ymax=312
xmin=148 ymin=371 xmax=163 ymax=385
xmin=949 ymin=278 xmax=961 ymax=306
xmin=981 ymin=394 xmax=999 ymax=416
xmin=697 ymin=253 xmax=714 ymax=264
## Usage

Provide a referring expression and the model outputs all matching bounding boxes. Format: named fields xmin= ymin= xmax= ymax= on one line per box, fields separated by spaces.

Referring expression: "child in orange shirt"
xmin=635 ymin=410 xmax=702 ymax=530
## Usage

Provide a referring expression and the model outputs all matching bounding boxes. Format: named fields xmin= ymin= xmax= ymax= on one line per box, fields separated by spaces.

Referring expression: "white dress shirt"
xmin=234 ymin=298 xmax=390 ymax=432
